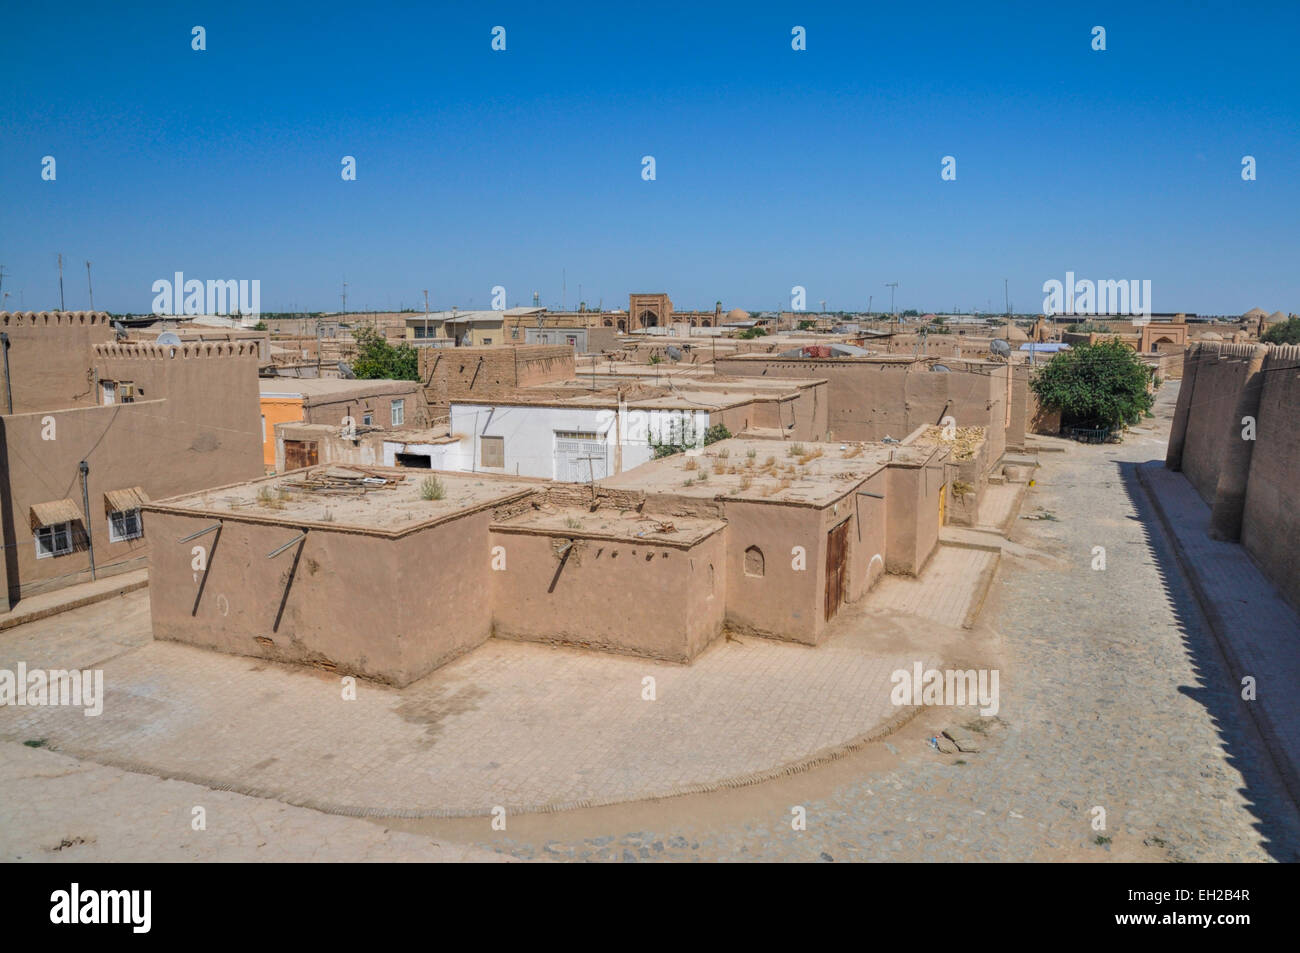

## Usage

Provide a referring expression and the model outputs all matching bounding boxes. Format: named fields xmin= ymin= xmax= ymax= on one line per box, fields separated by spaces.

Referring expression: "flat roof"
xmin=601 ymin=438 xmax=940 ymax=507
xmin=493 ymin=506 xmax=725 ymax=547
xmin=258 ymin=378 xmax=417 ymax=399
xmin=146 ymin=466 xmax=538 ymax=534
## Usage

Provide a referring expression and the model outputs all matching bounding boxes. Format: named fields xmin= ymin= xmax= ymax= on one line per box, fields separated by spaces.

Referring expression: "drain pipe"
xmin=1 ymin=332 xmax=11 ymax=414
xmin=79 ymin=460 xmax=96 ymax=580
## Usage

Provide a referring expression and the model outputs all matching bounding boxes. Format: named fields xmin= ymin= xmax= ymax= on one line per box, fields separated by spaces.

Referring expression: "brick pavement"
xmin=0 ymin=588 xmax=941 ymax=816
xmin=0 ymin=742 xmax=511 ymax=862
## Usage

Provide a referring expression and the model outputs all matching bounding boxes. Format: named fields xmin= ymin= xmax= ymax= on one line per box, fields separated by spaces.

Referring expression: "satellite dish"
xmin=113 ymin=320 xmax=129 ymax=341
xmin=930 ymin=363 xmax=951 ymax=372
xmin=989 ymin=339 xmax=1012 ymax=358
xmin=337 ymin=361 xmax=356 ymax=379
xmin=156 ymin=331 xmax=182 ymax=346
xmin=665 ymin=345 xmax=683 ymax=362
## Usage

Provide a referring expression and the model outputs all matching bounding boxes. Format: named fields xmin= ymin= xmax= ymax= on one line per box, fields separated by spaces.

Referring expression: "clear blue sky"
xmin=2 ymin=1 xmax=1297 ymax=315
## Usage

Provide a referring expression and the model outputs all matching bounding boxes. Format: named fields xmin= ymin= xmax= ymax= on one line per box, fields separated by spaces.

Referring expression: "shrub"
xmin=351 ymin=326 xmax=419 ymax=380
xmin=1261 ymin=316 xmax=1300 ymax=345
xmin=1029 ymin=339 xmax=1153 ymax=429
xmin=420 ymin=476 xmax=445 ymax=500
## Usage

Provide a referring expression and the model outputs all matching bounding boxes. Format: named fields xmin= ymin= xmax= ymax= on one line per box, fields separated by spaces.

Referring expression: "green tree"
xmin=349 ymin=326 xmax=419 ymax=380
xmin=738 ymin=326 xmax=767 ymax=339
xmin=1029 ymin=339 xmax=1153 ymax=429
xmin=1261 ymin=316 xmax=1300 ymax=345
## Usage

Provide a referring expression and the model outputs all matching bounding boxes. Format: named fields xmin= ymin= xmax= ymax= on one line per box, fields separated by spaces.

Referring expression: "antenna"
xmin=341 ymin=281 xmax=348 ymax=313
xmin=57 ymin=253 xmax=65 ymax=310
xmin=86 ymin=260 xmax=94 ymax=310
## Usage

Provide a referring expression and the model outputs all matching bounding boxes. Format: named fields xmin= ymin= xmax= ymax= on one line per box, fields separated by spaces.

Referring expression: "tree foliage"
xmin=1029 ymin=339 xmax=1153 ymax=429
xmin=1261 ymin=317 xmax=1300 ymax=345
xmin=349 ymin=326 xmax=419 ymax=380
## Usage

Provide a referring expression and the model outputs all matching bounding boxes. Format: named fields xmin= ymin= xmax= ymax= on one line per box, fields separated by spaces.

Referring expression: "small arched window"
xmin=744 ymin=545 xmax=765 ymax=577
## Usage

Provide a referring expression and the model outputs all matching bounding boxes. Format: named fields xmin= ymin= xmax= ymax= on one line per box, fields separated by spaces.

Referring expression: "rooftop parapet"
xmin=0 ymin=310 xmax=113 ymax=326
xmin=95 ymin=340 xmax=261 ymax=360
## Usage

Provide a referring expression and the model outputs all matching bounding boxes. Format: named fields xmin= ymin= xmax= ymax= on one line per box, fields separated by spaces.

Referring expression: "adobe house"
xmin=713 ymin=352 xmax=1014 ymax=477
xmin=0 ymin=313 xmax=263 ymax=603
xmin=445 ymin=373 xmax=830 ymax=481
xmin=144 ymin=435 xmax=948 ymax=683
xmin=274 ymin=422 xmax=459 ymax=472
xmin=418 ymin=344 xmax=575 ymax=416
xmin=258 ymin=378 xmax=427 ymax=469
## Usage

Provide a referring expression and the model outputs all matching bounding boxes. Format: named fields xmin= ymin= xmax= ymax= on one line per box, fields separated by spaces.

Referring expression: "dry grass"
xmin=683 ymin=458 xmax=699 ymax=471
xmin=256 ymin=486 xmax=284 ymax=510
xmin=420 ymin=476 xmax=446 ymax=500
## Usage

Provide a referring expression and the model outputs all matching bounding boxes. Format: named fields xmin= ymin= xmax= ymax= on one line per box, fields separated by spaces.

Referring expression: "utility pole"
xmin=423 ymin=289 xmax=430 ymax=342
xmin=0 ymin=264 xmax=8 ymax=301
xmin=86 ymin=260 xmax=94 ymax=310
xmin=1004 ymin=278 xmax=1009 ymax=317
xmin=885 ymin=282 xmax=898 ymax=334
xmin=341 ymin=281 xmax=348 ymax=313
xmin=57 ymin=253 xmax=65 ymax=311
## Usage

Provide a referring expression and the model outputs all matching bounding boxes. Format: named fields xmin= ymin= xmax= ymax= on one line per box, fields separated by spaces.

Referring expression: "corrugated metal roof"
xmin=30 ymin=499 xmax=83 ymax=528
xmin=104 ymin=486 xmax=149 ymax=513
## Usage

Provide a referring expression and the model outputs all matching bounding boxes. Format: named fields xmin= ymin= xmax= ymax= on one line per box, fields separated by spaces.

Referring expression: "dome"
xmin=1004 ymin=324 xmax=1029 ymax=343
xmin=1199 ymin=331 xmax=1223 ymax=341
xmin=1242 ymin=307 xmax=1268 ymax=319
xmin=1268 ymin=310 xmax=1288 ymax=323
xmin=727 ymin=308 xmax=751 ymax=322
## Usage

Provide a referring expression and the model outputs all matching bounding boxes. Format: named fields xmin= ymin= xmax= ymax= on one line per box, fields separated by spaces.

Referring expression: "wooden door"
xmin=824 ymin=519 xmax=850 ymax=620
xmin=284 ymin=440 xmax=318 ymax=471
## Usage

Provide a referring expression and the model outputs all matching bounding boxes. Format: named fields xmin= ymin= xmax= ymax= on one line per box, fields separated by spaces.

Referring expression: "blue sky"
xmin=2 ymin=1 xmax=1297 ymax=315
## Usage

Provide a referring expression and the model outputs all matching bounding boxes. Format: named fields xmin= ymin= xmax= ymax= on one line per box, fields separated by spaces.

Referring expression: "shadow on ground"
xmin=1119 ymin=456 xmax=1300 ymax=862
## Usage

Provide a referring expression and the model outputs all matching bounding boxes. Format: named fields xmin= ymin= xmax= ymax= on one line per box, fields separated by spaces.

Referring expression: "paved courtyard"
xmin=0 ymin=542 xmax=997 ymax=818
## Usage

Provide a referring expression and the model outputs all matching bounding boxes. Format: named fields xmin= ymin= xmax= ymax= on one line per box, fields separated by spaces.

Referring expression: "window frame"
xmin=108 ymin=508 xmax=143 ymax=543
xmin=35 ymin=522 xmax=74 ymax=559
xmin=391 ymin=399 xmax=405 ymax=427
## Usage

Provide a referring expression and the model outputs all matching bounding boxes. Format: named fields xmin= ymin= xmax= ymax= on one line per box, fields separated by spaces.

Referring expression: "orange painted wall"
xmin=259 ymin=397 xmax=304 ymax=466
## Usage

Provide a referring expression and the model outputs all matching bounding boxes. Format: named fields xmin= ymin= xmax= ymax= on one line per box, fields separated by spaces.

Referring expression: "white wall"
xmin=448 ymin=403 xmax=711 ymax=480
xmin=381 ymin=441 xmax=453 ymax=468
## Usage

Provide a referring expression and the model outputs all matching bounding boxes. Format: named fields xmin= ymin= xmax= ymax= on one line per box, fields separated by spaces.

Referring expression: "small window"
xmin=395 ymin=452 xmax=432 ymax=469
xmin=744 ymin=545 xmax=766 ymax=577
xmin=261 ymin=414 xmax=266 ymax=442
xmin=391 ymin=399 xmax=405 ymax=427
xmin=482 ymin=337 xmax=493 ymax=345
xmin=35 ymin=522 xmax=73 ymax=558
xmin=101 ymin=381 xmax=116 ymax=405
xmin=566 ymin=335 xmax=577 ymax=347
xmin=362 ymin=412 xmax=373 ymax=427
xmin=108 ymin=509 xmax=143 ymax=542
xmin=480 ymin=435 xmax=505 ymax=468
